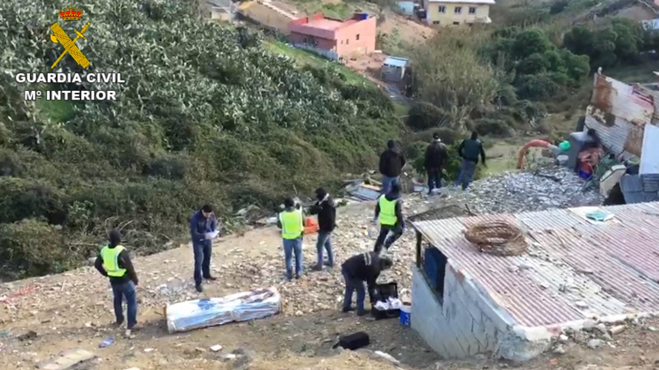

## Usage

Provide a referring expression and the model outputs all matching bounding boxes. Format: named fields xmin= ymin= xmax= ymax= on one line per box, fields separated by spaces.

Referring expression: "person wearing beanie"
xmin=378 ymin=140 xmax=406 ymax=195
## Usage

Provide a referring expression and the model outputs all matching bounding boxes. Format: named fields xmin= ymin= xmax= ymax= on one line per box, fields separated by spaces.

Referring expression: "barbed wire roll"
xmin=464 ymin=220 xmax=528 ymax=256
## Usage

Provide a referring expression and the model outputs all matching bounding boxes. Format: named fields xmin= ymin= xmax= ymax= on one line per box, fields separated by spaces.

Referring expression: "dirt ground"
xmin=2 ymin=202 xmax=659 ymax=370
xmin=611 ymin=4 xmax=657 ymax=22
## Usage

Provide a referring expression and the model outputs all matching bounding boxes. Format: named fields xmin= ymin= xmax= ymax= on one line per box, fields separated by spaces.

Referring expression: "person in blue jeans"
xmin=277 ymin=197 xmax=304 ymax=280
xmin=94 ymin=229 xmax=139 ymax=337
xmin=454 ymin=131 xmax=486 ymax=191
xmin=190 ymin=204 xmax=218 ymax=292
xmin=309 ymin=188 xmax=336 ymax=271
xmin=341 ymin=252 xmax=392 ymax=316
xmin=379 ymin=140 xmax=406 ymax=195
xmin=423 ymin=132 xmax=448 ymax=195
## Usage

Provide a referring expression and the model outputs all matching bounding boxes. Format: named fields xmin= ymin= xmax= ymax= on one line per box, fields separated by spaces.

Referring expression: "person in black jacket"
xmin=424 ymin=132 xmax=448 ymax=195
xmin=379 ymin=140 xmax=406 ymax=195
xmin=372 ymin=183 xmax=404 ymax=253
xmin=341 ymin=252 xmax=393 ymax=315
xmin=94 ymin=229 xmax=139 ymax=336
xmin=309 ymin=187 xmax=336 ymax=271
xmin=454 ymin=131 xmax=486 ymax=191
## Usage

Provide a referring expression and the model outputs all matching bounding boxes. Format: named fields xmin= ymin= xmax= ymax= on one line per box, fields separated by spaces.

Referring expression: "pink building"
xmin=288 ymin=12 xmax=377 ymax=60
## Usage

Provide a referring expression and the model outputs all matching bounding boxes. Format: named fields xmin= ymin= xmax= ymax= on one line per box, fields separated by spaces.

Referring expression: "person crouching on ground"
xmin=309 ymin=187 xmax=336 ymax=271
xmin=372 ymin=183 xmax=405 ymax=254
xmin=277 ymin=197 xmax=304 ymax=280
xmin=94 ymin=229 xmax=139 ymax=337
xmin=341 ymin=252 xmax=393 ymax=316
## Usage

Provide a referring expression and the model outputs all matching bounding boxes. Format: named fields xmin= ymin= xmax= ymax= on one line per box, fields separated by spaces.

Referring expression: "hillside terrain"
xmin=0 ymin=0 xmax=403 ymax=280
xmin=1 ymin=172 xmax=658 ymax=370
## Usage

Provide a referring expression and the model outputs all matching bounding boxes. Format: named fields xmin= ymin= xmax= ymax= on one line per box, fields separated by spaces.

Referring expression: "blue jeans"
xmin=316 ymin=231 xmax=334 ymax=267
xmin=193 ymin=241 xmax=212 ymax=286
xmin=111 ymin=281 xmax=137 ymax=329
xmin=454 ymin=159 xmax=476 ymax=190
xmin=283 ymin=237 xmax=303 ymax=279
xmin=342 ymin=269 xmax=366 ymax=311
xmin=381 ymin=176 xmax=400 ymax=195
xmin=427 ymin=169 xmax=442 ymax=193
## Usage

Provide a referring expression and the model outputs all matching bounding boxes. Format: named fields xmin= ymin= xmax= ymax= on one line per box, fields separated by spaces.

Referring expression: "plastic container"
xmin=567 ymin=131 xmax=595 ymax=172
xmin=399 ymin=303 xmax=411 ymax=326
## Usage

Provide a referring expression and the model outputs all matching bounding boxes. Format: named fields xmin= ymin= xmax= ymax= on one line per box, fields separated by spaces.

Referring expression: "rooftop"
xmin=383 ymin=56 xmax=409 ymax=68
xmin=426 ymin=0 xmax=496 ymax=4
xmin=289 ymin=12 xmax=372 ymax=39
xmin=412 ymin=202 xmax=659 ymax=329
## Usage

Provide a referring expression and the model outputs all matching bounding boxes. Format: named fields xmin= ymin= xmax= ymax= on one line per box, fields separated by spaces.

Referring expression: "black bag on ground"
xmin=336 ymin=331 xmax=370 ymax=350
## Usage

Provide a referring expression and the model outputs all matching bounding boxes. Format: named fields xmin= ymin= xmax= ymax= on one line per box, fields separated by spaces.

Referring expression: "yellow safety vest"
xmin=279 ymin=210 xmax=303 ymax=239
xmin=101 ymin=245 xmax=126 ymax=277
xmin=378 ymin=196 xmax=398 ymax=226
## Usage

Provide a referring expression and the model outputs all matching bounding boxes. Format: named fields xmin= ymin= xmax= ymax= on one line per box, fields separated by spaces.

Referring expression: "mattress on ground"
xmin=165 ymin=287 xmax=281 ymax=333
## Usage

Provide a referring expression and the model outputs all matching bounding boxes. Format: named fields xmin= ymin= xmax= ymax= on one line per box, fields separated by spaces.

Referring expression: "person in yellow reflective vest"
xmin=372 ymin=183 xmax=405 ymax=253
xmin=276 ymin=197 xmax=304 ymax=280
xmin=94 ymin=229 xmax=139 ymax=336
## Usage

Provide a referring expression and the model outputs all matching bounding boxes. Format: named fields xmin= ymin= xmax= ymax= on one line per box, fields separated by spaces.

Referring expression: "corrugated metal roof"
xmin=383 ymin=56 xmax=408 ymax=68
xmin=412 ymin=202 xmax=659 ymax=327
xmin=620 ymin=174 xmax=659 ymax=204
xmin=427 ymin=0 xmax=495 ymax=3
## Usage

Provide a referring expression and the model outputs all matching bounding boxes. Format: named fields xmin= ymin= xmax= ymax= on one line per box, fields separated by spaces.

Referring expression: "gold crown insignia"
xmin=59 ymin=6 xmax=83 ymax=21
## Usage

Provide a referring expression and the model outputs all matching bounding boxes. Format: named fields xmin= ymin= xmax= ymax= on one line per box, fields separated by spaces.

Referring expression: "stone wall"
xmin=410 ymin=264 xmax=512 ymax=358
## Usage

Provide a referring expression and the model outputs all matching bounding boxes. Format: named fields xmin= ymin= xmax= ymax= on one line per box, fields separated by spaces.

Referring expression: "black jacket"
xmin=379 ymin=149 xmax=406 ymax=177
xmin=424 ymin=140 xmax=448 ymax=170
xmin=342 ymin=252 xmax=381 ymax=290
xmin=95 ymin=245 xmax=139 ymax=286
xmin=374 ymin=192 xmax=404 ymax=229
xmin=309 ymin=195 xmax=336 ymax=232
xmin=458 ymin=138 xmax=486 ymax=164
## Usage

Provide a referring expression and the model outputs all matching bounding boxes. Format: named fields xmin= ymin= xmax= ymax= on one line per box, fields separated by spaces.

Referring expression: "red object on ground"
xmin=516 ymin=139 xmax=551 ymax=169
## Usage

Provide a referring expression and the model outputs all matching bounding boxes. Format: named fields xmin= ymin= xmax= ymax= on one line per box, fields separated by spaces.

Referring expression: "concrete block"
xmin=38 ymin=348 xmax=96 ymax=370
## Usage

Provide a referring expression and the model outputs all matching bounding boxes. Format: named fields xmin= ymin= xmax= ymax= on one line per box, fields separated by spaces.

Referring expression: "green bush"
xmin=0 ymin=0 xmax=402 ymax=279
xmin=474 ymin=119 xmax=514 ymax=137
xmin=406 ymin=102 xmax=453 ymax=131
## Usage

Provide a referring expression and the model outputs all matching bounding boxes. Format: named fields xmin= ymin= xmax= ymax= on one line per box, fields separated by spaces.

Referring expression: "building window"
xmin=356 ymin=34 xmax=360 ymax=40
xmin=416 ymin=232 xmax=447 ymax=304
xmin=433 ymin=20 xmax=440 ymax=24
xmin=346 ymin=39 xmax=349 ymax=44
xmin=453 ymin=21 xmax=460 ymax=25
xmin=454 ymin=6 xmax=462 ymax=14
xmin=438 ymin=5 xmax=445 ymax=13
xmin=469 ymin=6 xmax=476 ymax=14
xmin=341 ymin=40 xmax=343 ymax=44
xmin=303 ymin=37 xmax=308 ymax=44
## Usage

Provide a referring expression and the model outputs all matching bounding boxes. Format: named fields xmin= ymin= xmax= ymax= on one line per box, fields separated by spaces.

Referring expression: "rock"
xmin=582 ymin=319 xmax=597 ymax=331
xmin=373 ymin=351 xmax=400 ymax=365
xmin=587 ymin=339 xmax=603 ymax=349
xmin=37 ymin=348 xmax=95 ymax=370
xmin=553 ymin=344 xmax=566 ymax=354
xmin=559 ymin=334 xmax=569 ymax=342
xmin=594 ymin=323 xmax=607 ymax=334
xmin=210 ymin=344 xmax=222 ymax=352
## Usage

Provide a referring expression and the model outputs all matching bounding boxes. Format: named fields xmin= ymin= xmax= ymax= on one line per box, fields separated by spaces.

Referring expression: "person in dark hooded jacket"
xmin=309 ymin=187 xmax=336 ymax=271
xmin=372 ymin=183 xmax=404 ymax=253
xmin=424 ymin=132 xmax=448 ymax=195
xmin=379 ymin=140 xmax=406 ymax=195
xmin=341 ymin=252 xmax=393 ymax=315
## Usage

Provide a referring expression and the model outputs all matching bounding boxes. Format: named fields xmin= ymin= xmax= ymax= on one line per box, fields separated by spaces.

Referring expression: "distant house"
xmin=642 ymin=18 xmax=659 ymax=31
xmin=397 ymin=1 xmax=416 ymax=15
xmin=381 ymin=56 xmax=409 ymax=82
xmin=288 ymin=12 xmax=377 ymax=61
xmin=423 ymin=0 xmax=494 ymax=26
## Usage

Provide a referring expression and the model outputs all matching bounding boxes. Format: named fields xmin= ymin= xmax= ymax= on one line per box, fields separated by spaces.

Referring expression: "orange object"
xmin=303 ymin=217 xmax=319 ymax=234
xmin=516 ymin=139 xmax=551 ymax=169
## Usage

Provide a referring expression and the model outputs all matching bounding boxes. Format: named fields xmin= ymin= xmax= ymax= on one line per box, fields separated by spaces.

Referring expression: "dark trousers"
xmin=342 ymin=268 xmax=366 ymax=311
xmin=111 ymin=280 xmax=137 ymax=329
xmin=193 ymin=241 xmax=212 ymax=286
xmin=373 ymin=224 xmax=403 ymax=253
xmin=427 ymin=169 xmax=442 ymax=193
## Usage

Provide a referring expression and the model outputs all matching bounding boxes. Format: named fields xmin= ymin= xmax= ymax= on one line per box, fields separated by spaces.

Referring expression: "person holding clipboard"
xmin=190 ymin=204 xmax=219 ymax=292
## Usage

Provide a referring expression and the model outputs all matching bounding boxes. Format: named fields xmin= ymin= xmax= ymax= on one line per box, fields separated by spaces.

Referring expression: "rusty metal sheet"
xmin=624 ymin=125 xmax=645 ymax=156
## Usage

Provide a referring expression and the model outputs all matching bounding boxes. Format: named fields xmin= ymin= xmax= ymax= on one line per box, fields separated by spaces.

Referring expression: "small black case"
xmin=336 ymin=331 xmax=370 ymax=350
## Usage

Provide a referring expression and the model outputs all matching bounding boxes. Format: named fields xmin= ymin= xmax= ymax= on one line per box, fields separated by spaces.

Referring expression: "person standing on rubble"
xmin=379 ymin=140 xmax=406 ymax=195
xmin=454 ymin=131 xmax=486 ymax=191
xmin=372 ymin=183 xmax=404 ymax=254
xmin=94 ymin=229 xmax=139 ymax=337
xmin=424 ymin=132 xmax=448 ymax=195
xmin=190 ymin=204 xmax=218 ymax=293
xmin=277 ymin=197 xmax=304 ymax=280
xmin=341 ymin=252 xmax=393 ymax=316
xmin=309 ymin=187 xmax=336 ymax=271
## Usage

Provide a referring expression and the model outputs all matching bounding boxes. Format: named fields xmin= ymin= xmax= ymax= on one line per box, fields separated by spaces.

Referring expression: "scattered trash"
xmin=0 ymin=331 xmax=9 ymax=338
xmin=210 ymin=344 xmax=223 ymax=352
xmin=346 ymin=181 xmax=380 ymax=201
xmin=99 ymin=337 xmax=114 ymax=348
xmin=144 ymin=348 xmax=155 ymax=352
xmin=373 ymin=350 xmax=400 ymax=365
